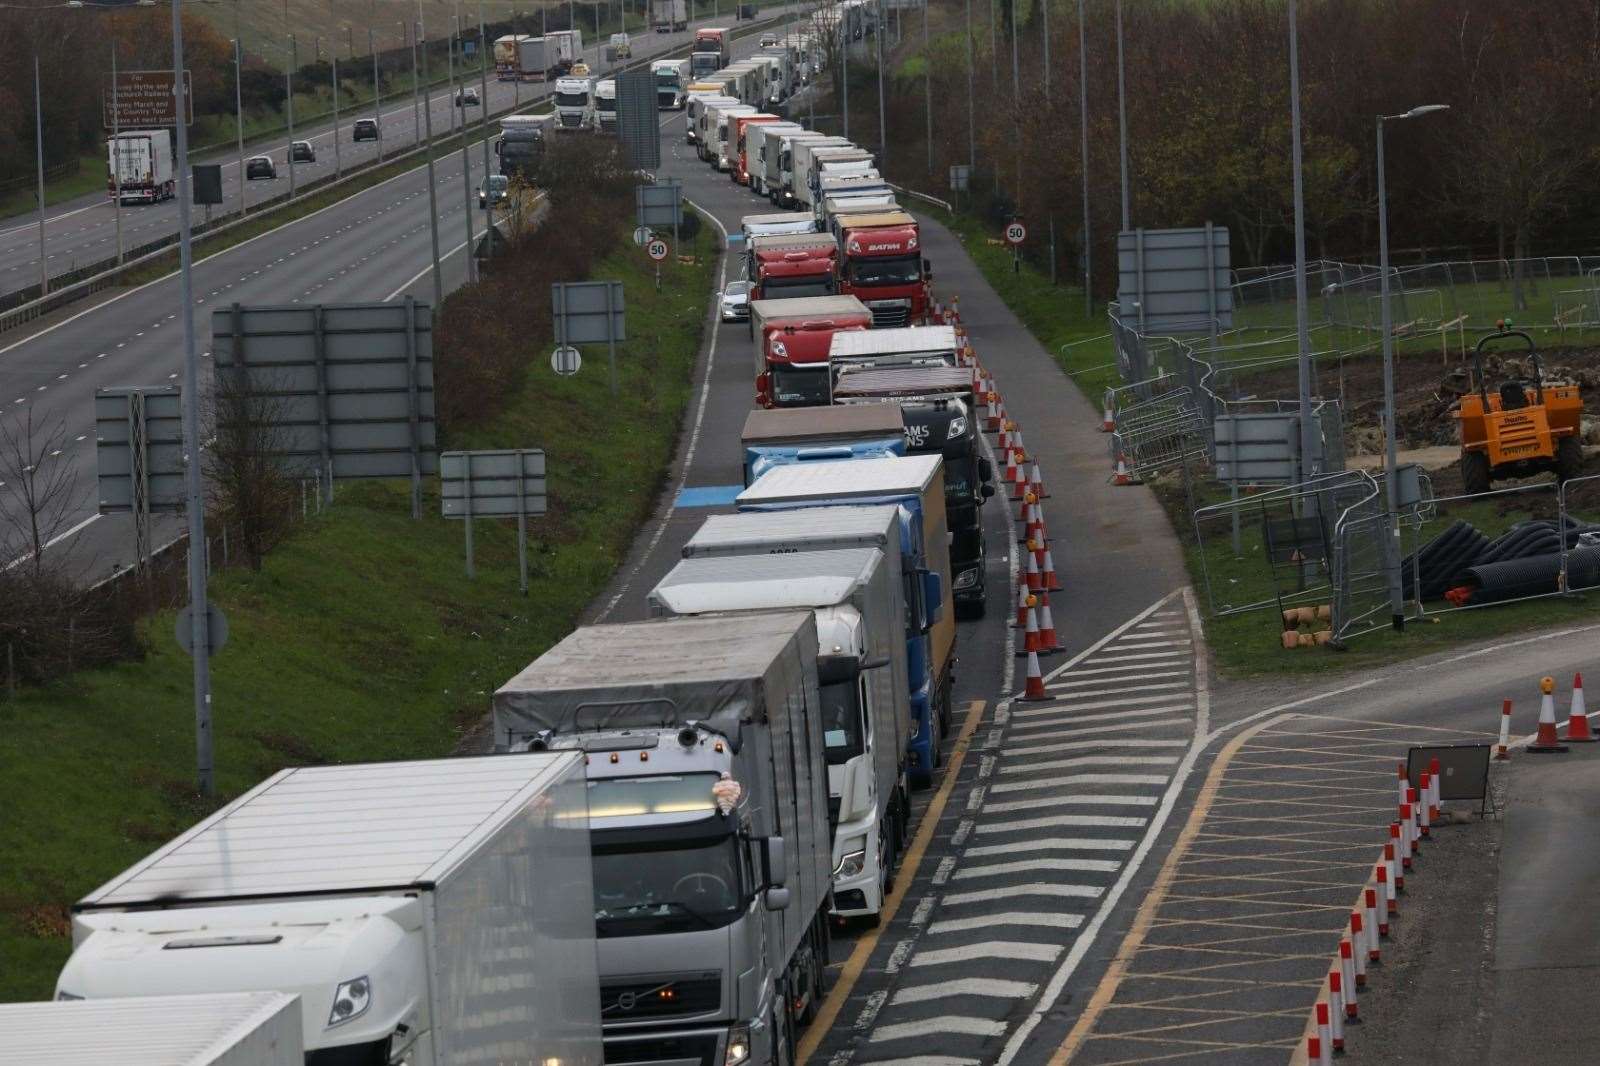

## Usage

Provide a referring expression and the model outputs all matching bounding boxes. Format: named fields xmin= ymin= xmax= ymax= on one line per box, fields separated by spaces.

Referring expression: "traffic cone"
xmin=1016 ymin=596 xmax=1041 ymax=656
xmin=1567 ymin=673 xmax=1595 ymax=741
xmin=1041 ymin=545 xmax=1063 ymax=591
xmin=1012 ymin=428 xmax=1029 ymax=463
xmin=1406 ymin=787 xmax=1423 ymax=851
xmin=986 ymin=393 xmax=1003 ymax=432
xmin=1017 ymin=493 xmax=1037 ymax=531
xmin=1101 ymin=394 xmax=1115 ymax=432
xmin=1013 ymin=581 xmax=1029 ymax=627
xmin=951 ymin=294 xmax=960 ymax=322
xmin=1528 ymin=675 xmax=1569 ymax=753
xmin=1377 ymin=857 xmax=1396 ymax=921
xmin=1020 ymin=650 xmax=1047 ymax=700
xmin=1112 ymin=454 xmax=1134 ymax=486
xmin=1417 ymin=771 xmax=1432 ymax=838
xmin=1010 ymin=451 xmax=1029 ymax=499
xmin=1496 ymin=698 xmax=1513 ymax=759
xmin=962 ymin=343 xmax=976 ymax=366
xmin=1024 ymin=545 xmax=1042 ymax=592
xmin=1364 ymin=887 xmax=1383 ymax=950
xmin=1396 ymin=762 xmax=1409 ymax=806
xmin=1326 ymin=978 xmax=1345 ymax=1053
xmin=1314 ymin=1004 xmax=1333 ymax=1064
xmin=1036 ymin=593 xmax=1060 ymax=654
xmin=1350 ymin=911 xmax=1369 ymax=985
xmin=1029 ymin=462 xmax=1050 ymax=500
xmin=998 ymin=419 xmax=1013 ymax=453
xmin=1338 ymin=942 xmax=1360 ymax=1023
xmin=989 ymin=398 xmax=1006 ymax=434
xmin=1001 ymin=440 xmax=1018 ymax=483
xmin=1027 ymin=503 xmax=1048 ymax=547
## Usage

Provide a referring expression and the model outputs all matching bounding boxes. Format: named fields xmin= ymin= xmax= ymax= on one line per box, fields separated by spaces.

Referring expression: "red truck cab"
xmin=733 ymin=114 xmax=782 ymax=185
xmin=837 ymin=209 xmax=930 ymax=328
xmin=749 ymin=233 xmax=838 ymax=301
xmin=748 ymin=295 xmax=871 ymax=408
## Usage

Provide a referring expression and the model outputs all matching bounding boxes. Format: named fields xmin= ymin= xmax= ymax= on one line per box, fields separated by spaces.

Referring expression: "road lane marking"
xmin=952 ymin=857 xmax=1122 ymax=879
xmin=926 ymin=911 xmax=1087 ymax=935
xmin=890 ymin=978 xmax=1038 ymax=1005
xmin=908 ymin=942 xmax=1063 ymax=967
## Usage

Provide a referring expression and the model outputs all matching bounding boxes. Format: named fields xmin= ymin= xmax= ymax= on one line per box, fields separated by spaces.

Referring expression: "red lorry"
xmin=748 ymin=295 xmax=871 ymax=408
xmin=836 ymin=209 xmax=931 ymax=328
xmin=748 ymin=233 xmax=838 ymax=301
xmin=732 ymin=113 xmax=782 ymax=185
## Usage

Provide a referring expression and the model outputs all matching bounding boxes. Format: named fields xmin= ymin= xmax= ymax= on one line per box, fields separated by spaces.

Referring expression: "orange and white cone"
xmin=998 ymin=419 xmax=1013 ymax=453
xmin=1036 ymin=593 xmax=1060 ymax=654
xmin=1529 ymin=675 xmax=1569 ymax=753
xmin=1566 ymin=673 xmax=1595 ymax=741
xmin=1026 ymin=503 xmax=1048 ymax=547
xmin=1016 ymin=595 xmax=1041 ymax=656
xmin=986 ymin=393 xmax=1003 ymax=432
xmin=1010 ymin=451 xmax=1029 ymax=499
xmin=1029 ymin=462 xmax=1050 ymax=500
xmin=951 ymin=295 xmax=960 ymax=322
xmin=1002 ymin=440 xmax=1018 ymax=483
xmin=1020 ymin=650 xmax=1047 ymax=700
xmin=1041 ymin=545 xmax=1063 ymax=591
xmin=1012 ymin=428 xmax=1029 ymax=463
xmin=1112 ymin=454 xmax=1134 ymax=486
xmin=1024 ymin=544 xmax=1042 ymax=592
xmin=1013 ymin=580 xmax=1030 ymax=627
xmin=1101 ymin=395 xmax=1115 ymax=432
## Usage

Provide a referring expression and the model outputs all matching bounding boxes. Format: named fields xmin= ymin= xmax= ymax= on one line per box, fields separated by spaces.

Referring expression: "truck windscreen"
xmin=591 ymin=833 xmax=745 ymax=937
xmin=763 ymin=275 xmax=835 ymax=298
xmin=848 ymin=253 xmax=921 ymax=286
xmin=597 ymin=98 xmax=616 ymax=111
xmin=770 ymin=363 xmax=830 ymax=406
xmin=555 ymin=91 xmax=588 ymax=107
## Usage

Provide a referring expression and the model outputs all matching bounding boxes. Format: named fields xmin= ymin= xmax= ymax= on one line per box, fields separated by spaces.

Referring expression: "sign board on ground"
xmin=636 ymin=180 xmax=682 ymax=229
xmin=440 ymin=449 xmax=548 ymax=518
xmin=646 ymin=238 xmax=669 ymax=262
xmin=633 ymin=226 xmax=654 ymax=246
xmin=617 ymin=70 xmax=660 ymax=169
xmin=1117 ymin=224 xmax=1233 ymax=333
xmin=949 ymin=164 xmax=970 ymax=192
xmin=175 ymin=602 xmax=229 ymax=657
xmin=1213 ymin=412 xmax=1300 ymax=485
xmin=210 ymin=300 xmax=438 ymax=483
xmin=551 ymin=345 xmax=581 ymax=376
xmin=1406 ymin=744 xmax=1490 ymax=804
xmin=94 ymin=385 xmax=186 ymax=515
xmin=192 ymin=164 xmax=223 ymax=205
xmin=103 ymin=69 xmax=194 ymax=129
xmin=551 ymin=282 xmax=626 ymax=344
xmin=1004 ymin=221 xmax=1026 ymax=245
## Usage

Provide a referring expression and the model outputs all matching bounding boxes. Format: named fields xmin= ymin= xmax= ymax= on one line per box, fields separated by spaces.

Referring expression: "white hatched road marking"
xmin=1006 ymin=719 xmax=1191 ymax=747
xmin=1002 ymin=737 xmax=1189 ymax=757
xmin=977 ymin=813 xmax=1149 ymax=834
xmin=1045 ymin=662 xmax=1186 ymax=681
xmin=1080 ymin=650 xmax=1191 ymax=666
xmin=962 ymin=837 xmax=1136 ymax=858
xmin=1010 ymin=700 xmax=1193 ymax=721
xmin=926 ymin=911 xmax=1087 ymax=935
xmin=952 ymin=857 xmax=1122 ymax=878
xmin=987 ymin=773 xmax=1168 ymax=795
xmin=891 ymin=978 xmax=1039 ymax=1005
xmin=998 ymin=754 xmax=1180 ymax=774
xmin=859 ymin=1058 xmax=980 ymax=1066
xmin=908 ymin=941 xmax=1062 ymax=967
xmin=1038 ymin=680 xmax=1191 ymax=699
xmin=870 ymin=1018 xmax=1008 ymax=1043
xmin=1012 ymin=692 xmax=1195 ymax=715
xmin=983 ymin=793 xmax=1160 ymax=814
xmin=941 ymin=882 xmax=1104 ymax=906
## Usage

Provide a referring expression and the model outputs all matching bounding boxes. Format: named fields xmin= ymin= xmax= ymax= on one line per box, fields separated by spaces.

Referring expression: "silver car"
xmin=720 ymin=280 xmax=752 ymax=321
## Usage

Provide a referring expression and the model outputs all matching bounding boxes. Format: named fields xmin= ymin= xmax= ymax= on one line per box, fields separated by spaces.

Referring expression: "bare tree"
xmin=204 ymin=368 xmax=301 ymax=571
xmin=0 ymin=407 xmax=80 ymax=579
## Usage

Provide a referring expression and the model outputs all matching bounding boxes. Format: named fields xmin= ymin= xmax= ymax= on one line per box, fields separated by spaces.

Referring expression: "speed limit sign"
xmin=646 ymin=238 xmax=670 ymax=262
xmin=1004 ymin=221 xmax=1027 ymax=246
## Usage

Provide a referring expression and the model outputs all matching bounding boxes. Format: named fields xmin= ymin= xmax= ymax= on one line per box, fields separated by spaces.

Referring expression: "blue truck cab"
xmin=739 ymin=405 xmax=908 ymax=487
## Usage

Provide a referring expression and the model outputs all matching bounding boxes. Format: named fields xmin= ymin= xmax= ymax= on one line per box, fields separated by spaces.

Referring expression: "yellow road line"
xmin=1048 ymin=713 xmax=1292 ymax=1065
xmin=797 ymin=697 xmax=987 ymax=1065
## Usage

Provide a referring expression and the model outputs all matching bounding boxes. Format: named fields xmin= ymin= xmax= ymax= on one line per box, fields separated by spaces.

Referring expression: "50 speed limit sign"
xmin=646 ymin=238 xmax=670 ymax=262
xmin=1004 ymin=221 xmax=1027 ymax=246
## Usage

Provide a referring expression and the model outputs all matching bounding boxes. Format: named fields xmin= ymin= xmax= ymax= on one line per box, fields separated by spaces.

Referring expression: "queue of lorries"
xmin=33 ymin=9 xmax=1002 ymax=1066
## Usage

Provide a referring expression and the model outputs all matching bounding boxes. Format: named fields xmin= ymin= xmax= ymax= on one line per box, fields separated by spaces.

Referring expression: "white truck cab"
xmin=553 ymin=75 xmax=594 ymax=131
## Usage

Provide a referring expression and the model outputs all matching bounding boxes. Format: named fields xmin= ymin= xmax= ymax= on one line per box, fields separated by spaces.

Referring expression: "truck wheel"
xmin=1556 ymin=436 xmax=1584 ymax=482
xmin=1460 ymin=451 xmax=1491 ymax=496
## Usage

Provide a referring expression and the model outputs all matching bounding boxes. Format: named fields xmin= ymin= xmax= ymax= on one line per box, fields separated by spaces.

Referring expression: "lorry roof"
xmin=813 ymin=147 xmax=874 ymax=160
xmin=739 ymin=454 xmax=942 ymax=504
xmin=839 ymin=209 xmax=916 ymax=229
xmin=751 ymin=233 xmax=837 ymax=253
xmin=750 ymin=295 xmax=870 ymax=321
xmin=833 ymin=365 xmax=974 ymax=397
xmin=77 ymin=754 xmax=581 ymax=906
xmin=830 ymin=326 xmax=958 ymax=358
xmin=653 ymin=547 xmax=881 ymax=614
xmin=685 ymin=505 xmax=903 ymax=554
xmin=743 ymin=212 xmax=814 ymax=228
xmin=742 ymin=404 xmax=904 ymax=443
xmin=0 ymin=992 xmax=301 ymax=1066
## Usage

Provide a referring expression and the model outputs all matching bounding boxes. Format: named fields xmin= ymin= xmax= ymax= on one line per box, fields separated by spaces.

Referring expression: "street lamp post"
xmin=230 ymin=1 xmax=246 ymax=213
xmin=875 ymin=0 xmax=885 ymax=168
xmin=370 ymin=27 xmax=383 ymax=157
xmin=478 ymin=0 xmax=493 ymax=267
xmin=413 ymin=13 xmax=444 ymax=308
xmin=923 ymin=0 xmax=930 ymax=176
xmin=448 ymin=14 xmax=458 ymax=134
xmin=330 ymin=6 xmax=343 ymax=177
xmin=1115 ymin=0 xmax=1128 ymax=230
xmin=1377 ymin=103 xmax=1449 ymax=629
xmin=1078 ymin=0 xmax=1090 ymax=318
xmin=111 ymin=39 xmax=124 ymax=262
xmin=405 ymin=20 xmax=420 ymax=141
xmin=33 ymin=55 xmax=46 ymax=297
xmin=286 ymin=33 xmax=298 ymax=198
xmin=454 ymin=5 xmax=477 ymax=283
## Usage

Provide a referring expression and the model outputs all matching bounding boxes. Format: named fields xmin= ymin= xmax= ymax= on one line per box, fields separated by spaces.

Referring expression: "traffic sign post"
xmin=551 ymin=345 xmax=582 ymax=377
xmin=646 ymin=237 xmax=669 ymax=290
xmin=1005 ymin=219 xmax=1027 ymax=274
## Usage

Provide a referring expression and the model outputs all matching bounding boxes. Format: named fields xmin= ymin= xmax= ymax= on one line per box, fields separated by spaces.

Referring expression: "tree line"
xmin=875 ymin=0 xmax=1600 ymax=285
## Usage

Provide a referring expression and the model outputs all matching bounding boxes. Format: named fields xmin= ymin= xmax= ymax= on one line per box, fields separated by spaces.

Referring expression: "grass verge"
xmin=923 ymin=207 xmax=1600 ymax=677
xmin=0 ymin=214 xmax=716 ymax=1001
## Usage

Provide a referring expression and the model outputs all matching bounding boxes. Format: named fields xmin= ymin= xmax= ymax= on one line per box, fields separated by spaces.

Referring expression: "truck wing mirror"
xmin=923 ymin=259 xmax=933 ymax=279
xmin=763 ymin=836 xmax=787 ymax=888
xmin=860 ymin=654 xmax=892 ymax=671
xmin=921 ymin=570 xmax=944 ymax=628
xmin=981 ymin=482 xmax=996 ymax=499
xmin=764 ymin=886 xmax=792 ymax=911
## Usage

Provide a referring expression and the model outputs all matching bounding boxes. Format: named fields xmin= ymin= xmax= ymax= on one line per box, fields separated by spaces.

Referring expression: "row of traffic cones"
xmin=951 ymin=297 xmax=1066 ymax=704
xmin=1526 ymin=673 xmax=1591 ymax=752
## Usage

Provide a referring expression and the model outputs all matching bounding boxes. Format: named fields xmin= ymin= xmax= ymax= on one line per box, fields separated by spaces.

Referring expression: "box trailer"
xmin=494 ymin=612 xmax=833 ymax=1066
xmin=737 ymin=455 xmax=955 ymax=780
xmin=750 ymin=121 xmax=803 ymax=197
xmin=107 ymin=130 xmax=174 ymax=204
xmin=516 ymin=35 xmax=558 ymax=81
xmin=651 ymin=0 xmax=689 ymax=31
xmin=649 ymin=548 xmax=911 ymax=920
xmin=58 ymin=755 xmax=601 ymax=1066
xmin=739 ymin=404 xmax=907 ymax=485
xmin=749 ymin=294 xmax=871 ymax=408
xmin=0 ymin=993 xmax=302 ymax=1066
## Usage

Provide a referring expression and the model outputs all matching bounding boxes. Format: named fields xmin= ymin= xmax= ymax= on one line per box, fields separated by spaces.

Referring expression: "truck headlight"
xmin=953 ymin=567 xmax=979 ymax=591
xmin=946 ymin=415 xmax=968 ymax=439
xmin=833 ymin=840 xmax=867 ymax=880
xmin=327 ymin=976 xmax=372 ymax=1028
xmin=725 ymin=1024 xmax=752 ymax=1065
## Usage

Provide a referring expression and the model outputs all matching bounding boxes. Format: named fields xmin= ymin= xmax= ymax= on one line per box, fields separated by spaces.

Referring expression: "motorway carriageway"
xmin=0 ymin=16 xmax=795 ymax=582
xmin=0 ymin=6 xmax=804 ymax=301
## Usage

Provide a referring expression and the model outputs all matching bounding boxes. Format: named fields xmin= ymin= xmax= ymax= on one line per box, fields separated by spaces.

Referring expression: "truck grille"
xmin=604 ymin=1032 xmax=720 ymax=1066
xmin=559 ymin=112 xmax=583 ymax=127
xmin=601 ymin=974 xmax=721 ymax=1021
xmin=866 ymin=300 xmax=912 ymax=328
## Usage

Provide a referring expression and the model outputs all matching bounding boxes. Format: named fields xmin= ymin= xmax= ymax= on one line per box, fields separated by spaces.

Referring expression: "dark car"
xmin=245 ymin=154 xmax=277 ymax=180
xmin=456 ymin=87 xmax=480 ymax=107
xmin=352 ymin=118 xmax=379 ymax=141
xmin=290 ymin=140 xmax=316 ymax=163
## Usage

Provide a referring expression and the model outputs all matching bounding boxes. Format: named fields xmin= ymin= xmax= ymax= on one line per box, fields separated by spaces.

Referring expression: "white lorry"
xmin=592 ymin=78 xmax=618 ymax=132
xmin=3 ymin=993 xmax=302 ymax=1065
xmin=107 ymin=130 xmax=174 ymax=204
xmin=493 ymin=34 xmax=531 ymax=79
xmin=812 ymin=172 xmax=892 ymax=217
xmin=748 ymin=121 xmax=803 ymax=197
xmin=547 ymin=28 xmax=583 ymax=73
xmin=57 ymin=755 xmax=602 ymax=1066
xmin=649 ymin=547 xmax=912 ymax=920
xmin=791 ymin=138 xmax=868 ymax=212
xmin=651 ymin=0 xmax=689 ymax=31
xmin=709 ymin=101 xmax=757 ymax=171
xmin=688 ymin=92 xmax=739 ymax=154
xmin=652 ymin=58 xmax=688 ymax=108
xmin=553 ymin=75 xmax=594 ymax=131
xmin=495 ymin=612 xmax=834 ymax=1066
xmin=775 ymin=132 xmax=847 ymax=207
